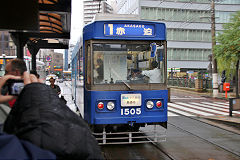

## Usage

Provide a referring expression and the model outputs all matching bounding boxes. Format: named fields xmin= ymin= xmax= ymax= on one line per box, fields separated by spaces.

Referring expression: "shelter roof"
xmin=32 ymin=0 xmax=71 ymax=47
xmin=0 ymin=0 xmax=71 ymax=49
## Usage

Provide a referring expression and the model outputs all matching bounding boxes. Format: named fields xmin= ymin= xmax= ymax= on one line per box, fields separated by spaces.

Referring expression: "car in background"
xmin=58 ymin=79 xmax=64 ymax=83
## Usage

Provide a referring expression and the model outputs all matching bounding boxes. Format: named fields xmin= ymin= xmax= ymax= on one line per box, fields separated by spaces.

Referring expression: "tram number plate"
xmin=121 ymin=108 xmax=141 ymax=116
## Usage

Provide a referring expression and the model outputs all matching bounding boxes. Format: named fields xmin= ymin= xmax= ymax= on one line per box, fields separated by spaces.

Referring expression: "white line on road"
xmin=192 ymin=102 xmax=240 ymax=114
xmin=191 ymin=102 xmax=229 ymax=112
xmin=214 ymin=102 xmax=229 ymax=106
xmin=168 ymin=111 xmax=179 ymax=116
xmin=168 ymin=103 xmax=213 ymax=116
xmin=168 ymin=107 xmax=194 ymax=116
xmin=201 ymin=102 xmax=229 ymax=109
xmin=176 ymin=102 xmax=229 ymax=115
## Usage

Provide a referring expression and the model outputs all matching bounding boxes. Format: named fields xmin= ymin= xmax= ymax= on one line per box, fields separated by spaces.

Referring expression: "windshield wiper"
xmin=111 ymin=68 xmax=132 ymax=90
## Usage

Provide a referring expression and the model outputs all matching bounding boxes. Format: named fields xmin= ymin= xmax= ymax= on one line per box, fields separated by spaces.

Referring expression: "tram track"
xmin=168 ymin=122 xmax=240 ymax=158
xmin=148 ymin=140 xmax=177 ymax=160
xmin=101 ymin=114 xmax=240 ymax=160
xmin=101 ymin=141 xmax=176 ymax=160
xmin=167 ymin=111 xmax=240 ymax=158
xmin=170 ymin=109 xmax=240 ymax=135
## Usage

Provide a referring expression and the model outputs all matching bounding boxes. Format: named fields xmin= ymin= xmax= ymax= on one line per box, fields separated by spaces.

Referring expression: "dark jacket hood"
xmin=4 ymin=83 xmax=103 ymax=160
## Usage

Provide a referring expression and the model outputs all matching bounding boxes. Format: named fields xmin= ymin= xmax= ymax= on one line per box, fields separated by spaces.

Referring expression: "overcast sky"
xmin=70 ymin=0 xmax=113 ymax=44
xmin=55 ymin=0 xmax=112 ymax=53
xmin=70 ymin=0 xmax=83 ymax=45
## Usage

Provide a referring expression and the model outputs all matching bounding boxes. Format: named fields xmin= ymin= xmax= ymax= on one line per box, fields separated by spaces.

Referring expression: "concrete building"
xmin=84 ymin=0 xmax=113 ymax=25
xmin=48 ymin=51 xmax=63 ymax=76
xmin=114 ymin=0 xmax=240 ymax=76
xmin=0 ymin=31 xmax=17 ymax=56
xmin=37 ymin=49 xmax=63 ymax=76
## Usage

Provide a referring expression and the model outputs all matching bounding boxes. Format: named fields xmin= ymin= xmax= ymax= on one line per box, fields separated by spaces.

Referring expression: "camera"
xmin=6 ymin=79 xmax=24 ymax=96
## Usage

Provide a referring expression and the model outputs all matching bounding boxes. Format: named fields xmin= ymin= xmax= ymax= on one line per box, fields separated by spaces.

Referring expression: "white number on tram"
xmin=121 ymin=108 xmax=141 ymax=116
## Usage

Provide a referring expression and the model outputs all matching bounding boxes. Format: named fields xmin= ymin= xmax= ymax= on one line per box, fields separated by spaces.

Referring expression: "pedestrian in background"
xmin=49 ymin=77 xmax=67 ymax=104
xmin=49 ymin=77 xmax=61 ymax=95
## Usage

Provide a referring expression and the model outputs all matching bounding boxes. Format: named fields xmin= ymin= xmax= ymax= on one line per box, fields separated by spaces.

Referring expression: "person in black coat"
xmin=3 ymin=72 xmax=103 ymax=160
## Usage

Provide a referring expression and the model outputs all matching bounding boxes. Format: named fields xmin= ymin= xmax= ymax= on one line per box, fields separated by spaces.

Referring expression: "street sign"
xmin=46 ymin=56 xmax=51 ymax=62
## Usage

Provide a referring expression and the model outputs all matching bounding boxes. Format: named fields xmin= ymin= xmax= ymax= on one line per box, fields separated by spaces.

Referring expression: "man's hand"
xmin=23 ymin=71 xmax=43 ymax=85
xmin=0 ymin=75 xmax=21 ymax=103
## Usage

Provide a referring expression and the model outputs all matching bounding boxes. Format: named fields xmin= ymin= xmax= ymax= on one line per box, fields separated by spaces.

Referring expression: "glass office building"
xmin=115 ymin=0 xmax=240 ymax=75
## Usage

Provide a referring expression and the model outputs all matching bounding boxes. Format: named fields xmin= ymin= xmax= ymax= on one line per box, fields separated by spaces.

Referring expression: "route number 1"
xmin=108 ymin=24 xmax=113 ymax=35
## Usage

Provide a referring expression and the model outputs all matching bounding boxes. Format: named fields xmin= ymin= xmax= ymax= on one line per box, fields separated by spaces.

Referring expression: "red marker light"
xmin=98 ymin=102 xmax=104 ymax=109
xmin=156 ymin=101 xmax=162 ymax=108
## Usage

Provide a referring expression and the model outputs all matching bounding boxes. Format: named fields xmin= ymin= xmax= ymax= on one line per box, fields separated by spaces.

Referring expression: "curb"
xmin=169 ymin=87 xmax=236 ymax=100
xmin=203 ymin=116 xmax=240 ymax=125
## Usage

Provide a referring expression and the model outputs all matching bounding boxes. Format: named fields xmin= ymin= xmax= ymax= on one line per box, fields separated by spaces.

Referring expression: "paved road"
xmin=168 ymin=101 xmax=240 ymax=117
xmin=169 ymin=88 xmax=240 ymax=117
xmin=58 ymin=81 xmax=78 ymax=113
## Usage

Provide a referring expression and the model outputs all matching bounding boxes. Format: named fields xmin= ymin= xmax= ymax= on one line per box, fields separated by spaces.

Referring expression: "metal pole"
xmin=236 ymin=60 xmax=239 ymax=98
xmin=64 ymin=49 xmax=68 ymax=71
xmin=32 ymin=53 xmax=36 ymax=71
xmin=211 ymin=0 xmax=218 ymax=97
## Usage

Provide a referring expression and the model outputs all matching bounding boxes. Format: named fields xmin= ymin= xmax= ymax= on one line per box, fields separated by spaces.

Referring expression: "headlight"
xmin=146 ymin=101 xmax=154 ymax=109
xmin=107 ymin=101 xmax=115 ymax=110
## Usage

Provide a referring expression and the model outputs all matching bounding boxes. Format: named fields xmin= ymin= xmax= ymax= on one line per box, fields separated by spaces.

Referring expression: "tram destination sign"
xmin=121 ymin=94 xmax=142 ymax=107
xmin=104 ymin=23 xmax=155 ymax=37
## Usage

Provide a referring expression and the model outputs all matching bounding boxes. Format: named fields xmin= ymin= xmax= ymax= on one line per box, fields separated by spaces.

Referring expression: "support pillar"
xmin=10 ymin=32 xmax=29 ymax=59
xmin=64 ymin=49 xmax=68 ymax=71
xmin=27 ymin=41 xmax=39 ymax=71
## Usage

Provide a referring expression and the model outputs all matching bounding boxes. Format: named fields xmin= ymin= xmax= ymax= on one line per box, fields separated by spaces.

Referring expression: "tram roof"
xmin=0 ymin=0 xmax=71 ymax=49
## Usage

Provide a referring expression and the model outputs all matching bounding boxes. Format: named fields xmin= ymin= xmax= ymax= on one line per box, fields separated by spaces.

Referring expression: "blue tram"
xmin=71 ymin=18 xmax=167 ymax=144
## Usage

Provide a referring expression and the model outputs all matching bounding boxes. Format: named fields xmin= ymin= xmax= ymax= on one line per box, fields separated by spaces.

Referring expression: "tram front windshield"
xmin=92 ymin=42 xmax=165 ymax=85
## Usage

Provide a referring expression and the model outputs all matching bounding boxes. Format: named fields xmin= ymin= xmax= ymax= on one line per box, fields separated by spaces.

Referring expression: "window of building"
xmin=141 ymin=7 xmax=211 ymax=23
xmin=167 ymin=48 xmax=211 ymax=61
xmin=167 ymin=29 xmax=211 ymax=42
xmin=216 ymin=11 xmax=235 ymax=23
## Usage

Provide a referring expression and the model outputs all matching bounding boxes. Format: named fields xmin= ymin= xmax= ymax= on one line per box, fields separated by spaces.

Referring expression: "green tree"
xmin=214 ymin=11 xmax=240 ymax=97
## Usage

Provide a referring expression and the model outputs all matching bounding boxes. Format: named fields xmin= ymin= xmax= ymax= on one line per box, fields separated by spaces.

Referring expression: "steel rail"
xmin=167 ymin=112 xmax=240 ymax=158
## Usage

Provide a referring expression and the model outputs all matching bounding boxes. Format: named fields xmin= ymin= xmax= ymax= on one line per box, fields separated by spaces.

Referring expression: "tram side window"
xmin=86 ymin=44 xmax=91 ymax=85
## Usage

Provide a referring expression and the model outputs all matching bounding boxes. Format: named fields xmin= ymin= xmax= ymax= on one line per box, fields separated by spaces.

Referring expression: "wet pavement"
xmin=169 ymin=87 xmax=240 ymax=125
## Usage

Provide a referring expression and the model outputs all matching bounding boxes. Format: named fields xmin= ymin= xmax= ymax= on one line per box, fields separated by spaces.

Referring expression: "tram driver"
xmin=142 ymin=61 xmax=161 ymax=83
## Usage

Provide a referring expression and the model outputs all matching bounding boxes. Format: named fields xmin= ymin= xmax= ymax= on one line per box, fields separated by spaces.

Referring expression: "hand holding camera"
xmin=6 ymin=79 xmax=24 ymax=96
xmin=0 ymin=72 xmax=41 ymax=103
